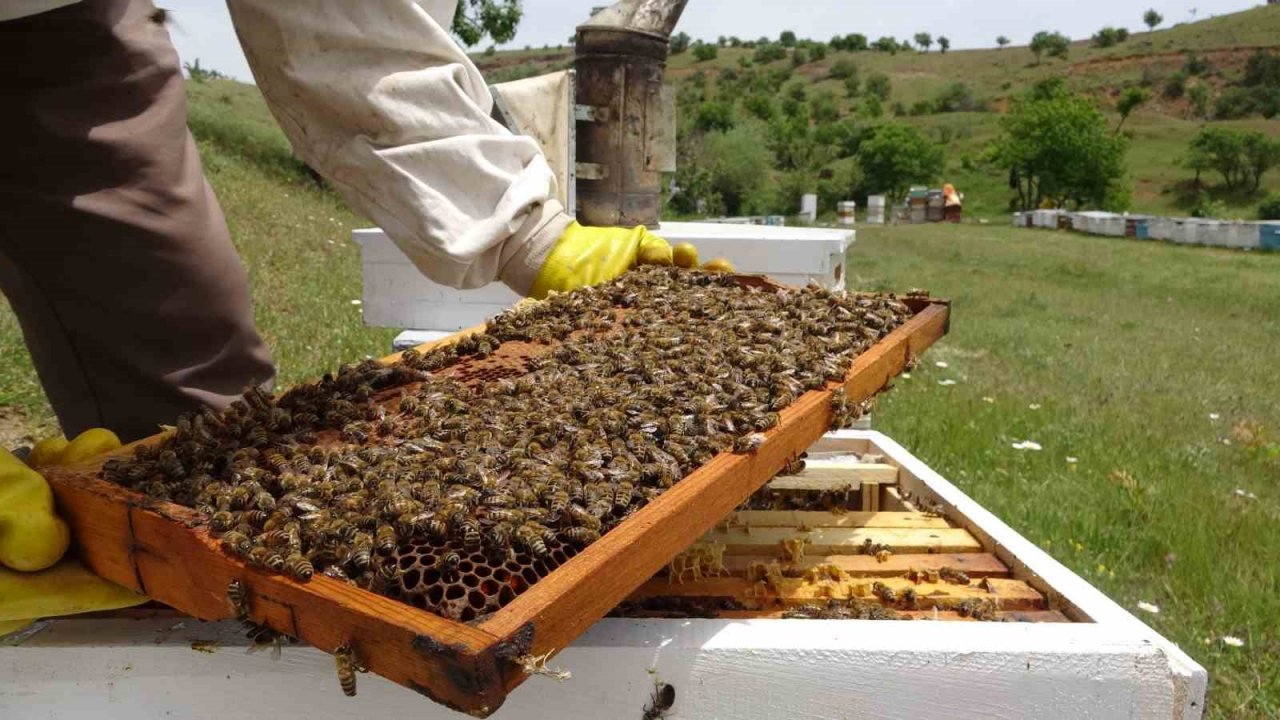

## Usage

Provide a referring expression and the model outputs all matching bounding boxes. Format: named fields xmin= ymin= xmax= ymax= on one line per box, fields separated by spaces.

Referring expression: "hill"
xmin=476 ymin=5 xmax=1280 ymax=219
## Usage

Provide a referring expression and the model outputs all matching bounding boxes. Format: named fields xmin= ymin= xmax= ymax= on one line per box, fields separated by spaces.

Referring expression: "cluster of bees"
xmin=101 ymin=267 xmax=912 ymax=622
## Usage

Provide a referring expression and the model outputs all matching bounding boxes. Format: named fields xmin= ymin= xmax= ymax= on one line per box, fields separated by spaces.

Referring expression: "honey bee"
xmin=939 ymin=567 xmax=970 ymax=585
xmin=227 ymin=579 xmax=249 ymax=619
xmin=284 ymin=553 xmax=315 ymax=581
xmin=872 ymin=581 xmax=897 ymax=604
xmin=210 ymin=511 xmax=236 ymax=533
xmin=374 ymin=525 xmax=397 ymax=556
xmin=435 ymin=551 xmax=461 ymax=578
xmin=642 ymin=682 xmax=676 ymax=720
xmin=561 ymin=526 xmax=599 ymax=546
xmin=732 ymin=433 xmax=766 ymax=454
xmin=333 ymin=644 xmax=362 ymax=697
xmin=517 ymin=525 xmax=550 ymax=560
xmin=220 ymin=531 xmax=252 ymax=557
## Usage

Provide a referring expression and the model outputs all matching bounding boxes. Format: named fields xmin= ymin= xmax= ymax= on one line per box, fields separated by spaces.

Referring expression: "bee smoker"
xmin=573 ymin=0 xmax=688 ymax=228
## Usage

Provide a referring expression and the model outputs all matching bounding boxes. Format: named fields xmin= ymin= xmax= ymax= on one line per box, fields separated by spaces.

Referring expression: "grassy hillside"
xmin=478 ymin=5 xmax=1280 ymax=219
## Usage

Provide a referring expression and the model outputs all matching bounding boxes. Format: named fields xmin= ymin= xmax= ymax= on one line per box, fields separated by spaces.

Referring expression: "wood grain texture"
xmin=630 ymin=576 xmax=1045 ymax=610
xmin=41 ymin=288 xmax=949 ymax=710
xmin=478 ymin=302 xmax=948 ymax=667
xmin=725 ymin=510 xmax=951 ymax=529
xmin=704 ymin=527 xmax=983 ymax=555
xmin=767 ymin=463 xmax=899 ymax=489
xmin=719 ymin=552 xmax=1009 ymax=578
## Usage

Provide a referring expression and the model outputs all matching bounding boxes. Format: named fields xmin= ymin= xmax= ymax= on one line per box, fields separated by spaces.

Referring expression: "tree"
xmin=914 ymin=32 xmax=933 ymax=53
xmin=669 ymin=31 xmax=691 ymax=54
xmin=829 ymin=59 xmax=859 ymax=81
xmin=857 ymin=123 xmax=943 ymax=198
xmin=810 ymin=90 xmax=840 ymax=124
xmin=779 ymin=30 xmax=797 ymax=48
xmin=753 ymin=42 xmax=787 ymax=64
xmin=692 ymin=42 xmax=718 ymax=62
xmin=1189 ymin=128 xmax=1280 ymax=192
xmin=997 ymin=36 xmax=1011 ymax=50
xmin=1030 ymin=31 xmax=1070 ymax=64
xmin=1092 ymin=27 xmax=1125 ymax=48
xmin=1187 ymin=82 xmax=1212 ymax=119
xmin=791 ymin=48 xmax=810 ymax=66
xmin=860 ymin=94 xmax=884 ymax=119
xmin=938 ymin=36 xmax=951 ymax=54
xmin=1114 ymin=87 xmax=1148 ymax=132
xmin=865 ymin=72 xmax=892 ymax=101
xmin=808 ymin=43 xmax=827 ymax=62
xmin=693 ymin=101 xmax=735 ymax=132
xmin=451 ymin=0 xmax=521 ymax=47
xmin=1143 ymin=9 xmax=1163 ymax=32
xmin=991 ymin=84 xmax=1129 ymax=210
xmin=871 ymin=36 xmax=900 ymax=54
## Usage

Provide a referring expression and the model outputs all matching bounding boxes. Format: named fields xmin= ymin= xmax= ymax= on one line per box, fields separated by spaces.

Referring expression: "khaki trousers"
xmin=0 ymin=0 xmax=275 ymax=442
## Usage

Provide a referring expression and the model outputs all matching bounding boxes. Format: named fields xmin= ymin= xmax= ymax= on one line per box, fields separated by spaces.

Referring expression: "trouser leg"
xmin=0 ymin=0 xmax=275 ymax=442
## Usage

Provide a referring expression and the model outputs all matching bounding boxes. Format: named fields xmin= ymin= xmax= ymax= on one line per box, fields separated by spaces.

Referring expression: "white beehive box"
xmin=0 ymin=431 xmax=1205 ymax=720
xmin=353 ymin=222 xmax=854 ymax=338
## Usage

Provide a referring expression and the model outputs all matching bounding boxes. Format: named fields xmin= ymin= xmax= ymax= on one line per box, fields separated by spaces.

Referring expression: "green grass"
xmin=854 ymin=223 xmax=1279 ymax=718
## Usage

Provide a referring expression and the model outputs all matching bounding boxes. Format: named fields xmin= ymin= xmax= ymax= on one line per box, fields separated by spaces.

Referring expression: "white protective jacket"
xmin=3 ymin=0 xmax=571 ymax=295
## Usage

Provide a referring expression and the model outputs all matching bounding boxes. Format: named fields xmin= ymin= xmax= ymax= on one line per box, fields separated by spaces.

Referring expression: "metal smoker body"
xmin=573 ymin=0 xmax=687 ymax=228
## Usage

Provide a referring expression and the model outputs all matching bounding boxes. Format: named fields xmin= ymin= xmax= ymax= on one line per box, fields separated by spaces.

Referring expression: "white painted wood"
xmin=0 ymin=432 xmax=1204 ymax=719
xmin=353 ymin=223 xmax=855 ymax=333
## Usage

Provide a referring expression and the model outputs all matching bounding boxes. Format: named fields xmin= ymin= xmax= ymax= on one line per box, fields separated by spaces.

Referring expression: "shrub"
xmin=864 ymin=72 xmax=892 ymax=101
xmin=779 ymin=31 xmax=797 ymax=48
xmin=1187 ymin=127 xmax=1280 ymax=192
xmin=1162 ymin=72 xmax=1186 ymax=99
xmin=791 ymin=48 xmax=809 ymax=67
xmin=1030 ymin=31 xmax=1070 ymax=64
xmin=860 ymin=94 xmax=884 ymax=119
xmin=871 ymin=36 xmax=900 ymax=54
xmin=829 ymin=58 xmax=858 ymax=80
xmin=1258 ymin=194 xmax=1280 ymax=220
xmin=693 ymin=101 xmax=735 ymax=132
xmin=743 ymin=93 xmax=777 ymax=121
xmin=1092 ymin=27 xmax=1126 ymax=48
xmin=692 ymin=43 xmax=718 ymax=62
xmin=909 ymin=99 xmax=936 ymax=116
xmin=1187 ymin=83 xmax=1212 ymax=119
xmin=753 ymin=42 xmax=787 ymax=64
xmin=810 ymin=91 xmax=840 ymax=123
xmin=808 ymin=44 xmax=827 ymax=62
xmin=1183 ymin=54 xmax=1212 ymax=76
xmin=934 ymin=82 xmax=979 ymax=113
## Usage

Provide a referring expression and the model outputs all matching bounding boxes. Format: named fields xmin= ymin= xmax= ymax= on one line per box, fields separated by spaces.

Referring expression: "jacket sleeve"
xmin=224 ymin=0 xmax=571 ymax=294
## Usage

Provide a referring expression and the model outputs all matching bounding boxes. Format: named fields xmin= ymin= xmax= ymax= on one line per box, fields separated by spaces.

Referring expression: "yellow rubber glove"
xmin=529 ymin=221 xmax=674 ymax=300
xmin=0 ymin=429 xmax=146 ymax=638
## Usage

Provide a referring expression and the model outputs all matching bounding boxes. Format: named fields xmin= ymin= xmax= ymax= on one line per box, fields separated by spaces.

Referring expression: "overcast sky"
xmin=164 ymin=0 xmax=1258 ymax=82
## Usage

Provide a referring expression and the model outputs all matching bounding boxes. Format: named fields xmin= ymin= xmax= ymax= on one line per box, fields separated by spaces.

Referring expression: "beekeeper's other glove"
xmin=0 ymin=430 xmax=146 ymax=637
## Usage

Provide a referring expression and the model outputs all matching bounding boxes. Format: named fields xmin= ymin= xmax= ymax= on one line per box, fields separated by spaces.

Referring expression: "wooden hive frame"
xmin=40 ymin=283 xmax=949 ymax=717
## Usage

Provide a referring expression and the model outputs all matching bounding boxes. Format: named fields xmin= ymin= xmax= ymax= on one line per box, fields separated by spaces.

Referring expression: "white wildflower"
xmin=1136 ymin=602 xmax=1160 ymax=614
xmin=982 ymin=396 xmax=995 ymax=403
xmin=1066 ymin=456 xmax=1079 ymax=464
xmin=935 ymin=361 xmax=949 ymax=368
xmin=1029 ymin=403 xmax=1041 ymax=410
xmin=938 ymin=379 xmax=957 ymax=386
xmin=902 ymin=373 xmax=912 ymax=379
xmin=1209 ymin=413 xmax=1220 ymax=421
xmin=350 ymin=299 xmax=363 ymax=305
xmin=1222 ymin=636 xmax=1244 ymax=648
xmin=1012 ymin=440 xmax=1043 ymax=451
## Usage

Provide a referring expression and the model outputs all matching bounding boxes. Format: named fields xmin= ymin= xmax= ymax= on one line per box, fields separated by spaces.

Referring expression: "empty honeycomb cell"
xmin=399 ymin=555 xmax=415 ymax=570
xmin=445 ymin=584 xmax=465 ymax=601
xmin=531 ymin=560 xmax=550 ymax=576
xmin=462 ymin=574 xmax=479 ymax=588
xmin=458 ymin=560 xmax=474 ymax=574
xmin=468 ymin=590 xmax=487 ymax=610
xmin=550 ymin=549 xmax=568 ymax=565
xmin=499 ymin=586 xmax=516 ymax=604
xmin=492 ymin=568 xmax=509 ymax=582
xmin=422 ymin=568 xmax=440 ymax=585
xmin=473 ymin=564 xmax=491 ymax=578
xmin=427 ymin=585 xmax=444 ymax=605
xmin=403 ymin=568 xmax=421 ymax=588
xmin=520 ymin=567 xmax=539 ymax=585
xmin=480 ymin=579 xmax=500 ymax=596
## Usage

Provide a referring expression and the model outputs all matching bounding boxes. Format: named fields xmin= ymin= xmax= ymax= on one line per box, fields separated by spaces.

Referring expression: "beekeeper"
xmin=0 ymin=0 xmax=707 ymax=630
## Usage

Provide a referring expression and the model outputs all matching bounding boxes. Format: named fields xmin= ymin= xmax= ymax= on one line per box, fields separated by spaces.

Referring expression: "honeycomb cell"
xmin=462 ymin=574 xmax=479 ymax=588
xmin=427 ymin=585 xmax=444 ymax=605
xmin=521 ymin=567 xmax=539 ymax=585
xmin=468 ymin=590 xmax=487 ymax=610
xmin=404 ymin=568 xmax=421 ymax=588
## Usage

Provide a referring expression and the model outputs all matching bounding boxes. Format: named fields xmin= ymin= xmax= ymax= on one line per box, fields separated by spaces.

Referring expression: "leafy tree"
xmin=996 ymin=36 xmax=1011 ymax=50
xmin=857 ymin=123 xmax=943 ymax=198
xmin=1116 ymin=28 xmax=1130 ymax=42
xmin=914 ymin=32 xmax=933 ymax=53
xmin=779 ymin=30 xmax=797 ymax=48
xmin=1163 ymin=72 xmax=1186 ymax=99
xmin=753 ymin=42 xmax=787 ymax=64
xmin=1030 ymin=31 xmax=1070 ymax=64
xmin=1188 ymin=128 xmax=1280 ymax=192
xmin=743 ymin=93 xmax=777 ymax=122
xmin=669 ymin=31 xmax=691 ymax=54
xmin=786 ymin=81 xmax=809 ymax=104
xmin=451 ymin=0 xmax=521 ymax=47
xmin=1143 ymin=9 xmax=1163 ymax=31
xmin=692 ymin=42 xmax=718 ymax=62
xmin=1187 ymin=82 xmax=1212 ymax=119
xmin=728 ymin=36 xmax=742 ymax=47
xmin=864 ymin=72 xmax=892 ymax=101
xmin=1092 ymin=27 xmax=1125 ymax=48
xmin=702 ymin=125 xmax=777 ymax=215
xmin=1183 ymin=54 xmax=1212 ymax=76
xmin=693 ymin=101 xmax=735 ymax=132
xmin=810 ymin=90 xmax=840 ymax=124
xmin=1114 ymin=87 xmax=1148 ymax=132
xmin=808 ymin=43 xmax=827 ymax=62
xmin=934 ymin=82 xmax=979 ymax=112
xmin=861 ymin=94 xmax=884 ymax=119
xmin=991 ymin=84 xmax=1129 ymax=210
xmin=1242 ymin=50 xmax=1280 ymax=88
xmin=1258 ymin=194 xmax=1280 ymax=220
xmin=833 ymin=33 xmax=869 ymax=52
xmin=871 ymin=36 xmax=900 ymax=54
xmin=938 ymin=36 xmax=950 ymax=53
xmin=791 ymin=48 xmax=810 ymax=67
xmin=829 ymin=59 xmax=859 ymax=80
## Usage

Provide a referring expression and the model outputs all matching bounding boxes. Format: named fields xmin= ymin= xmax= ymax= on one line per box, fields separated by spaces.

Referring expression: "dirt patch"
xmin=0 ymin=406 xmax=35 ymax=451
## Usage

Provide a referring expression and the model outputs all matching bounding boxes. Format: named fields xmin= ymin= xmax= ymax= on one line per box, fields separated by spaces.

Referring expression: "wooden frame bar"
xmin=41 ymin=288 xmax=949 ymax=716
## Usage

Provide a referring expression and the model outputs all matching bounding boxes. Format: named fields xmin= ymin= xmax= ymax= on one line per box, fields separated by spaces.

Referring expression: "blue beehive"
xmin=1261 ymin=223 xmax=1280 ymax=250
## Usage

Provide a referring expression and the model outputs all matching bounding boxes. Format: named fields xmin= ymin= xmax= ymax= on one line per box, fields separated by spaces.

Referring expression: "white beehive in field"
xmin=0 ymin=431 xmax=1205 ymax=720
